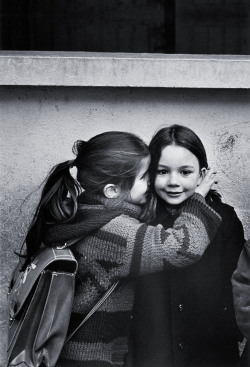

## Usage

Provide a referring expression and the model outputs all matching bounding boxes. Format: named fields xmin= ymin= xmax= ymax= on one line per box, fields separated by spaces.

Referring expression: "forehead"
xmin=159 ymin=145 xmax=199 ymax=167
xmin=139 ymin=155 xmax=151 ymax=172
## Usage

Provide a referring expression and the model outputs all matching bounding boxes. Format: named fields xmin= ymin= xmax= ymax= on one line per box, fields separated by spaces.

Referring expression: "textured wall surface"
xmin=0 ymin=86 xmax=249 ymax=365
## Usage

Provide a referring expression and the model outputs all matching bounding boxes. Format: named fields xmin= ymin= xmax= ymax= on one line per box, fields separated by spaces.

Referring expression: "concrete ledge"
xmin=0 ymin=51 xmax=250 ymax=88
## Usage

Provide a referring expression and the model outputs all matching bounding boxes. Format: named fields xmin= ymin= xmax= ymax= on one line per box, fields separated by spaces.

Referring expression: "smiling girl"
xmin=131 ymin=125 xmax=245 ymax=367
xmin=155 ymin=144 xmax=207 ymax=205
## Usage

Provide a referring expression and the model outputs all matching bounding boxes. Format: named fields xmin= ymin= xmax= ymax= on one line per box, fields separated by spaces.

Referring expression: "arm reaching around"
xmin=105 ymin=193 xmax=222 ymax=277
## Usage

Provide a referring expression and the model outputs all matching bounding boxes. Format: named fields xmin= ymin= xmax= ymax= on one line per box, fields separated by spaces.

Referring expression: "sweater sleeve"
xmin=232 ymin=239 xmax=250 ymax=340
xmin=109 ymin=193 xmax=222 ymax=277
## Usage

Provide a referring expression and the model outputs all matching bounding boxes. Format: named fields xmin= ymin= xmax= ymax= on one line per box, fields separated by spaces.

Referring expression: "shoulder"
xmin=209 ymin=200 xmax=244 ymax=237
xmin=209 ymin=200 xmax=238 ymax=220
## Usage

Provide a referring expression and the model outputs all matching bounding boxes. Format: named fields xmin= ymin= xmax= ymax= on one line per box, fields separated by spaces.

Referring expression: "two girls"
xmin=18 ymin=131 xmax=220 ymax=367
xmin=131 ymin=125 xmax=245 ymax=367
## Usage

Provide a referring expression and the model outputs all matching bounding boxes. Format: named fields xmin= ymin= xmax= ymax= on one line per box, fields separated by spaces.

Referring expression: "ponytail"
xmin=24 ymin=160 xmax=81 ymax=262
xmin=22 ymin=131 xmax=149 ymax=264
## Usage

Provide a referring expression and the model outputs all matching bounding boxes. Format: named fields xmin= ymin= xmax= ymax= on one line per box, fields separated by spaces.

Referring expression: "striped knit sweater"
xmin=44 ymin=192 xmax=221 ymax=367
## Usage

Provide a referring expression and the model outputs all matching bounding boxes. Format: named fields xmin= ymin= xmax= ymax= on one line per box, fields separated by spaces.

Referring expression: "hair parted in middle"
xmin=148 ymin=124 xmax=221 ymax=205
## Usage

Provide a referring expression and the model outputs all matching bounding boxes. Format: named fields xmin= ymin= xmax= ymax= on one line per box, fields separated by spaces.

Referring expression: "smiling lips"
xmin=166 ymin=192 xmax=183 ymax=196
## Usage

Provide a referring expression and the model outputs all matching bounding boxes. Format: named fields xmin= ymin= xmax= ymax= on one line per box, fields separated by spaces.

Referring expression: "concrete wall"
xmin=0 ymin=54 xmax=250 ymax=365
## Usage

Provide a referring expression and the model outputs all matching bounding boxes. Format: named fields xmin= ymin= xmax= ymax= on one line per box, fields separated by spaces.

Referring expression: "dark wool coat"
xmin=131 ymin=200 xmax=245 ymax=367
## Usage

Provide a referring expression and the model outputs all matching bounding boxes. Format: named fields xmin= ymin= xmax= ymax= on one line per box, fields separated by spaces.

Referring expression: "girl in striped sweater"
xmin=22 ymin=131 xmax=221 ymax=367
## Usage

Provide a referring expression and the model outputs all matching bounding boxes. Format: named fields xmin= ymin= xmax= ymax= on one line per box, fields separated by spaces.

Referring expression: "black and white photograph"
xmin=0 ymin=1 xmax=250 ymax=367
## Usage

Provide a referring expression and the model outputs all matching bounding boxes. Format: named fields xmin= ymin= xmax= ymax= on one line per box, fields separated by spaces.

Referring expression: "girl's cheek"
xmin=157 ymin=176 xmax=166 ymax=183
xmin=186 ymin=178 xmax=200 ymax=190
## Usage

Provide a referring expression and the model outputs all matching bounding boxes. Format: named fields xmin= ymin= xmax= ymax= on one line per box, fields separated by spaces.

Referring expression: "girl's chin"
xmin=161 ymin=194 xmax=186 ymax=206
xmin=165 ymin=199 xmax=184 ymax=206
xmin=162 ymin=193 xmax=196 ymax=206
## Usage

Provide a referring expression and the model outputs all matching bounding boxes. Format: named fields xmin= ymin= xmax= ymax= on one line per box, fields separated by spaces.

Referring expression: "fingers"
xmin=204 ymin=167 xmax=218 ymax=184
xmin=196 ymin=167 xmax=219 ymax=197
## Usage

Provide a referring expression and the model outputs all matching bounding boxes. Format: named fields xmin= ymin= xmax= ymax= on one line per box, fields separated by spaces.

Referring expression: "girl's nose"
xmin=168 ymin=173 xmax=179 ymax=186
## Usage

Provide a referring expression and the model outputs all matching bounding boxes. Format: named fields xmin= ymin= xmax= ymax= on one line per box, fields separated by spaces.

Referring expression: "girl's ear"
xmin=103 ymin=184 xmax=121 ymax=199
xmin=197 ymin=167 xmax=206 ymax=186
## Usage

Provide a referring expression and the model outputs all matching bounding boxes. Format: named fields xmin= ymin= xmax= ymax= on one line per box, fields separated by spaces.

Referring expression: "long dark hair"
xmin=148 ymin=124 xmax=221 ymax=214
xmin=24 ymin=131 xmax=149 ymax=262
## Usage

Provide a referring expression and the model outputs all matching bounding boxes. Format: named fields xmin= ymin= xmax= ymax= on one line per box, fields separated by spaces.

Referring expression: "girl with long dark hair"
xmin=132 ymin=125 xmax=245 ymax=367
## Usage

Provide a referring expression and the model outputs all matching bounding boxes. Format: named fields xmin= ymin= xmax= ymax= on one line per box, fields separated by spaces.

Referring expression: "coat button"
xmin=178 ymin=343 xmax=184 ymax=351
xmin=178 ymin=304 xmax=184 ymax=312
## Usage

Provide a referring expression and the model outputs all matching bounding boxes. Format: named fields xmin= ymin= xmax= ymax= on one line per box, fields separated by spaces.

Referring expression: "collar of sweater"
xmin=44 ymin=193 xmax=142 ymax=245
xmin=156 ymin=199 xmax=184 ymax=216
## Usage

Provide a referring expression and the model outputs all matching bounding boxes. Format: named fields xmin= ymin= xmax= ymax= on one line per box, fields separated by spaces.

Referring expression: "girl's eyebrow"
xmin=157 ymin=164 xmax=168 ymax=169
xmin=157 ymin=164 xmax=195 ymax=169
xmin=179 ymin=165 xmax=195 ymax=169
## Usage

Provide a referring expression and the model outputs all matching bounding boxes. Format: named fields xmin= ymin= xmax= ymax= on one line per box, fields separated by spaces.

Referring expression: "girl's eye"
xmin=157 ymin=169 xmax=168 ymax=175
xmin=181 ymin=170 xmax=192 ymax=176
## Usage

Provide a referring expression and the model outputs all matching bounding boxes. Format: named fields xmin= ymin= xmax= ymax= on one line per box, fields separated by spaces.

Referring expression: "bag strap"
xmin=57 ymin=236 xmax=83 ymax=249
xmin=64 ymin=280 xmax=119 ymax=345
xmin=62 ymin=237 xmax=120 ymax=345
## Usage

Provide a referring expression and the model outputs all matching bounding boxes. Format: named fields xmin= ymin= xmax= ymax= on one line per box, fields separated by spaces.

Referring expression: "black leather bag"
xmin=7 ymin=245 xmax=78 ymax=367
